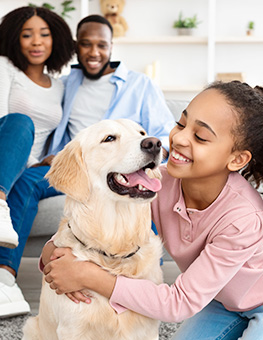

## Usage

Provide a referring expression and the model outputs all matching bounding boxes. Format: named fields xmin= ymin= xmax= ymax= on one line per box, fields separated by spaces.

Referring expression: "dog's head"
xmin=46 ymin=119 xmax=162 ymax=203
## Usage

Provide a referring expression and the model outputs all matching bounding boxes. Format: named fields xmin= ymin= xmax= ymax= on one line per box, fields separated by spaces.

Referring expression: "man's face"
xmin=76 ymin=22 xmax=112 ymax=79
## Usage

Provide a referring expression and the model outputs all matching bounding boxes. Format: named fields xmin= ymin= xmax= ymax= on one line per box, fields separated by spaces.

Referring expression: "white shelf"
xmin=113 ymin=36 xmax=208 ymax=45
xmin=113 ymin=35 xmax=263 ymax=45
xmin=161 ymin=86 xmax=203 ymax=93
xmin=216 ymin=36 xmax=263 ymax=43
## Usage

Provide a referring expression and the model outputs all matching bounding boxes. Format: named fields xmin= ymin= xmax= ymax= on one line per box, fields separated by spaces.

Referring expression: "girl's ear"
xmin=227 ymin=150 xmax=252 ymax=172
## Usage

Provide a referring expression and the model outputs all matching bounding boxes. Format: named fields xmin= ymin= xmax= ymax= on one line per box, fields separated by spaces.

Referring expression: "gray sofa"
xmin=23 ymin=99 xmax=189 ymax=257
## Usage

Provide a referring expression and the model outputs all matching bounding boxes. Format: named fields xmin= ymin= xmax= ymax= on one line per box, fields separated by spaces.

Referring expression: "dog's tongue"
xmin=125 ymin=169 xmax=162 ymax=192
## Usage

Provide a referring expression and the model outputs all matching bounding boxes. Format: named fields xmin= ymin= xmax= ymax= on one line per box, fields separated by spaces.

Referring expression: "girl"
xmin=0 ymin=6 xmax=74 ymax=317
xmin=0 ymin=6 xmax=75 ymax=249
xmin=43 ymin=81 xmax=263 ymax=339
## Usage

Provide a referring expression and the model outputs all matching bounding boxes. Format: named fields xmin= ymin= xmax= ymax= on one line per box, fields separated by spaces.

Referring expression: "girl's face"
xmin=20 ymin=15 xmax=53 ymax=66
xmin=167 ymin=89 xmax=239 ymax=182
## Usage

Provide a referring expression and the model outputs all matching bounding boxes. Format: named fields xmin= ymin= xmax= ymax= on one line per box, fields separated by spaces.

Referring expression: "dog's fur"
xmin=23 ymin=119 xmax=163 ymax=340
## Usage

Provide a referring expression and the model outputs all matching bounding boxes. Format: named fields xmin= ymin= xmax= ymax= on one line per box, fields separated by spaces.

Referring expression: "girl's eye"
xmin=176 ymin=121 xmax=185 ymax=128
xmin=103 ymin=135 xmax=116 ymax=143
xmin=195 ymin=134 xmax=207 ymax=142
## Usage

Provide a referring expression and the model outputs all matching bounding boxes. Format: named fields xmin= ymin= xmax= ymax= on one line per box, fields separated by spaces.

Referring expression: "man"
xmin=49 ymin=15 xmax=174 ymax=158
xmin=0 ymin=15 xmax=174 ymax=317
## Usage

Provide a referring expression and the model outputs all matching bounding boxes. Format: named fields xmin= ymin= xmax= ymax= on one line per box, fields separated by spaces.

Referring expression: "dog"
xmin=23 ymin=119 xmax=164 ymax=340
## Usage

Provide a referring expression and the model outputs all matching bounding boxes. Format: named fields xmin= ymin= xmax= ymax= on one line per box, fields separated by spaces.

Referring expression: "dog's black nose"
xmin=141 ymin=137 xmax=162 ymax=156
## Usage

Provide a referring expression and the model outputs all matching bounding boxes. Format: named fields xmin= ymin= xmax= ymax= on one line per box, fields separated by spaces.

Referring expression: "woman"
xmin=0 ymin=6 xmax=74 ymax=317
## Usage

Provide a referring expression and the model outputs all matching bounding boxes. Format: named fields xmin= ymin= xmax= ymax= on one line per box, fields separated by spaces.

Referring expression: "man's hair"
xmin=0 ymin=6 xmax=75 ymax=73
xmin=76 ymin=14 xmax=113 ymax=37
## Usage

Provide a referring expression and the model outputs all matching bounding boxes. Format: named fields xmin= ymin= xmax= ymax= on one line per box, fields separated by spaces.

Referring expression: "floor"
xmin=16 ymin=257 xmax=180 ymax=315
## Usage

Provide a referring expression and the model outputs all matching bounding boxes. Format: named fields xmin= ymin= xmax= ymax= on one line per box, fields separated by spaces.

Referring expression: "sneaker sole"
xmin=0 ymin=239 xmax=18 ymax=249
xmin=0 ymin=300 xmax=30 ymax=318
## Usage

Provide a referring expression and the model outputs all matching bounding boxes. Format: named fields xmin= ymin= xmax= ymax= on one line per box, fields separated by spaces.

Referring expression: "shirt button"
xmin=185 ymin=235 xmax=190 ymax=240
xmin=177 ymin=207 xmax=181 ymax=212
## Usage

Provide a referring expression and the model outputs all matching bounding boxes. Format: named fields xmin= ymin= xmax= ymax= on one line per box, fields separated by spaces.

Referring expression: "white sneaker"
xmin=0 ymin=199 xmax=18 ymax=248
xmin=0 ymin=268 xmax=30 ymax=318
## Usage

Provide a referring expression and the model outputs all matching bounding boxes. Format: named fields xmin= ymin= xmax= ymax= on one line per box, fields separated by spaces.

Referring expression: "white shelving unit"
xmin=2 ymin=0 xmax=263 ymax=100
xmin=88 ymin=0 xmax=263 ymax=100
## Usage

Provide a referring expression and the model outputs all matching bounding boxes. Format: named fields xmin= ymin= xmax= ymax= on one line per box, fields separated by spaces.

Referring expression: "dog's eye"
xmin=140 ymin=131 xmax=146 ymax=136
xmin=103 ymin=135 xmax=116 ymax=143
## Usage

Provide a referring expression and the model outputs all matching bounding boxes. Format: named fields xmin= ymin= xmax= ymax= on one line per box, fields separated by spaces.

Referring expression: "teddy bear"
xmin=100 ymin=0 xmax=128 ymax=38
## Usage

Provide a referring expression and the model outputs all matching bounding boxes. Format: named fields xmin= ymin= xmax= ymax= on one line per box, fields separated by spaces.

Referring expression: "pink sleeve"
xmin=109 ymin=220 xmax=263 ymax=323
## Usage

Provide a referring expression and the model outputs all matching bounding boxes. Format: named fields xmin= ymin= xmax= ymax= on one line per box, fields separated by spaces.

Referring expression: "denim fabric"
xmin=172 ymin=300 xmax=263 ymax=340
xmin=0 ymin=166 xmax=62 ymax=274
xmin=0 ymin=114 xmax=34 ymax=195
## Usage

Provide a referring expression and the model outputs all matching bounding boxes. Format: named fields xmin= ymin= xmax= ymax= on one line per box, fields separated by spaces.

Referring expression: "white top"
xmin=69 ymin=73 xmax=114 ymax=139
xmin=0 ymin=56 xmax=64 ymax=167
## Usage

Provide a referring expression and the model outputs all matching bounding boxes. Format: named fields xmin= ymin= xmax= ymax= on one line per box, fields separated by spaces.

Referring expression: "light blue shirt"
xmin=48 ymin=61 xmax=175 ymax=155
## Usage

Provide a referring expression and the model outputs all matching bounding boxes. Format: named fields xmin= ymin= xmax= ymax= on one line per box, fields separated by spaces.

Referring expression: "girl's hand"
xmin=44 ymin=247 xmax=88 ymax=294
xmin=66 ymin=289 xmax=94 ymax=304
xmin=44 ymin=247 xmax=117 ymax=299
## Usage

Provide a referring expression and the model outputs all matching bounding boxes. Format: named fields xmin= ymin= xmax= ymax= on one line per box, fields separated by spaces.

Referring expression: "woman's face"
xmin=20 ymin=15 xmax=53 ymax=66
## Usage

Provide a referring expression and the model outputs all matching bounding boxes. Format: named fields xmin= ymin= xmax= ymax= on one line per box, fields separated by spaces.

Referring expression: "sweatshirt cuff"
xmin=109 ymin=276 xmax=128 ymax=314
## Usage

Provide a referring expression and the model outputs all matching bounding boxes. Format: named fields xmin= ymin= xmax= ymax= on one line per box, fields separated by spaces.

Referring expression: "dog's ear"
xmin=45 ymin=140 xmax=90 ymax=202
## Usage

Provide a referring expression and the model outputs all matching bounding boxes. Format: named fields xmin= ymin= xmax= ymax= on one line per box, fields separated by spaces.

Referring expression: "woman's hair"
xmin=0 ymin=6 xmax=75 ymax=73
xmin=205 ymin=81 xmax=263 ymax=187
xmin=76 ymin=14 xmax=113 ymax=38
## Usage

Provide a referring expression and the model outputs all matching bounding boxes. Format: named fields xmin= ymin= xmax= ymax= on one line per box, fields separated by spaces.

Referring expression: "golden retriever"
xmin=23 ymin=119 xmax=163 ymax=340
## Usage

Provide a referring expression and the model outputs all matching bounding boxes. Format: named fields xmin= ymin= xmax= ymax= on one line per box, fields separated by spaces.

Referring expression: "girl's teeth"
xmin=173 ymin=151 xmax=190 ymax=162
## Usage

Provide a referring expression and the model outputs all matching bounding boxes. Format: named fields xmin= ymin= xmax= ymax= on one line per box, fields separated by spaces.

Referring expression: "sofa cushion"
xmin=30 ymin=195 xmax=66 ymax=237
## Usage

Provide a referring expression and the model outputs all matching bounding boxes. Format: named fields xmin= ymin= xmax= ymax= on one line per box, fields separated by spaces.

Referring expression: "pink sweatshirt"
xmin=110 ymin=167 xmax=263 ymax=323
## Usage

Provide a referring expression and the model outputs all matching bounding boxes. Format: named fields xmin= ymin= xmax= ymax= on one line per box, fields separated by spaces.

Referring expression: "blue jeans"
xmin=0 ymin=114 xmax=34 ymax=195
xmin=0 ymin=113 xmax=61 ymax=274
xmin=0 ymin=166 xmax=61 ymax=274
xmin=172 ymin=300 xmax=263 ymax=340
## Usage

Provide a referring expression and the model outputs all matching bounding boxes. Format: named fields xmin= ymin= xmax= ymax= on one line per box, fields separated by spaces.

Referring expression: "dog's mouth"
xmin=107 ymin=162 xmax=162 ymax=199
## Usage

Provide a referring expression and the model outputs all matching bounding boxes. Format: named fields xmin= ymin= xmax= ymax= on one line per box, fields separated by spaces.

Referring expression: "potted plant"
xmin=246 ymin=21 xmax=255 ymax=36
xmin=173 ymin=12 xmax=201 ymax=36
xmin=29 ymin=1 xmax=76 ymax=18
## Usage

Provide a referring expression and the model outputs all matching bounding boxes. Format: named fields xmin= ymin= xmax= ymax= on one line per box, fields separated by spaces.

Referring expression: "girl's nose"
xmin=172 ymin=129 xmax=190 ymax=147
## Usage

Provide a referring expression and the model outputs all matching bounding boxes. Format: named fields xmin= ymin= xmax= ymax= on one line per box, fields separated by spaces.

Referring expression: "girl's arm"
xmin=43 ymin=219 xmax=263 ymax=324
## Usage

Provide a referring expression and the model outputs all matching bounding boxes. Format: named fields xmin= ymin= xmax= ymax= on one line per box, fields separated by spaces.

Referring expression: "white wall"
xmin=1 ymin=0 xmax=263 ymax=101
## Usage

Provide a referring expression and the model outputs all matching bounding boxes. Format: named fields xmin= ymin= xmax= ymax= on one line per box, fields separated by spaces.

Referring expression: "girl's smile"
xmin=167 ymin=88 xmax=238 ymax=186
xmin=170 ymin=149 xmax=192 ymax=164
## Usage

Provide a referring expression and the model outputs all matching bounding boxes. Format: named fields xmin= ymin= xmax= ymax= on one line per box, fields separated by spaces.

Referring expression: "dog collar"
xmin=68 ymin=223 xmax=140 ymax=259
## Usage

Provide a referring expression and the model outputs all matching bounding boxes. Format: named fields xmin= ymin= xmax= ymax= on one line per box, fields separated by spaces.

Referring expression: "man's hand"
xmin=31 ymin=155 xmax=55 ymax=167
